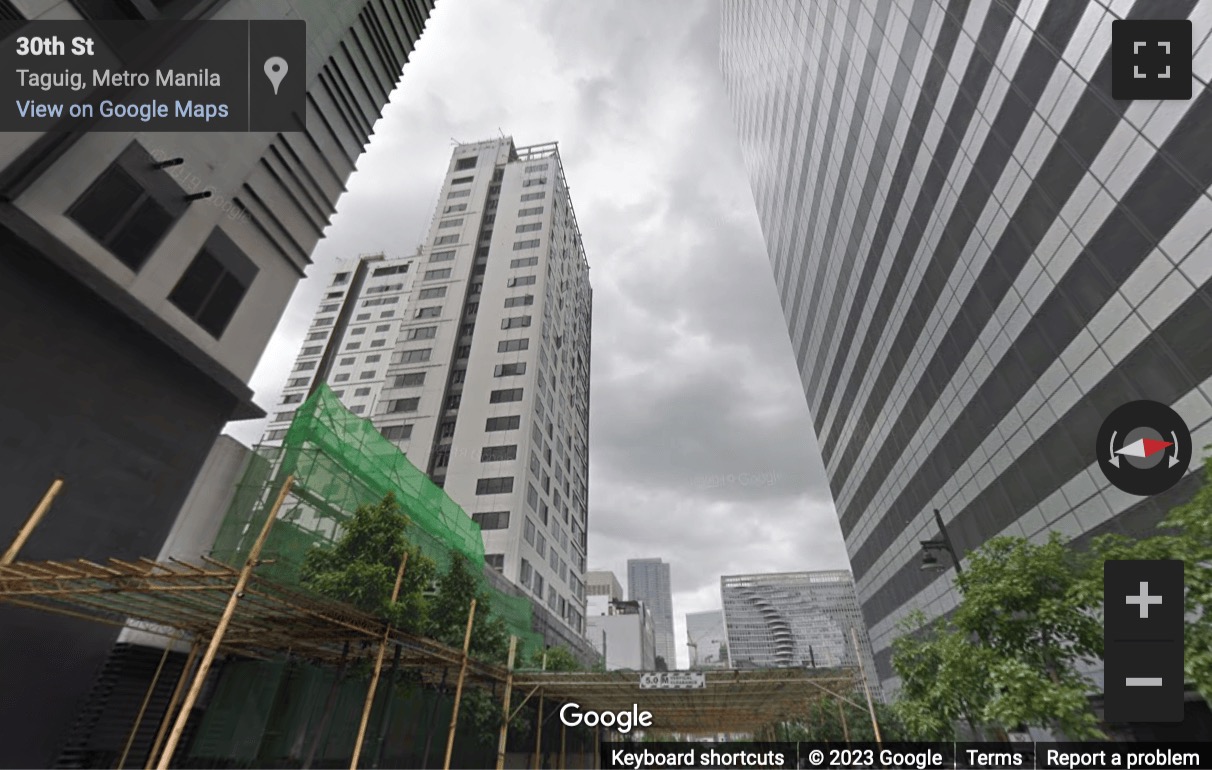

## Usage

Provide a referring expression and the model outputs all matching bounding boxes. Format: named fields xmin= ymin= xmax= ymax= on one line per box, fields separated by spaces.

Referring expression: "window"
xmin=393 ymin=372 xmax=426 ymax=387
xmin=287 ymin=377 xmax=309 ymax=388
xmin=418 ymin=287 xmax=446 ymax=300
xmin=387 ymin=398 xmax=420 ymax=413
xmin=481 ymin=445 xmax=518 ymax=462
xmin=294 ymin=360 xmax=316 ymax=371
xmin=495 ymin=363 xmax=527 ymax=377
xmin=399 ymin=348 xmax=431 ymax=363
xmin=549 ymin=549 xmax=559 ymax=571
xmin=354 ymin=387 xmax=371 ymax=396
xmin=525 ymin=163 xmax=549 ymax=173
xmin=381 ymin=424 xmax=412 ymax=440
xmin=523 ymin=519 xmax=536 ymax=546
xmin=533 ymin=573 xmax=544 ymax=597
xmin=515 ymin=222 xmax=541 ymax=233
xmin=372 ymin=265 xmax=407 ymax=277
xmin=504 ymin=295 xmax=534 ymax=308
xmin=301 ymin=345 xmax=322 ymax=356
xmin=274 ymin=410 xmax=296 ymax=422
xmin=359 ymin=370 xmax=376 ymax=380
xmin=460 ymin=322 xmax=475 ymax=337
xmin=469 ymin=282 xmax=483 ymax=295
xmin=521 ymin=191 xmax=545 ymax=202
xmin=476 ymin=477 xmax=514 ymax=495
xmin=486 ymin=415 xmax=521 ymax=431
xmin=511 ymin=256 xmax=539 ymax=268
xmin=472 ymin=511 xmax=510 ymax=533
xmin=523 ymin=178 xmax=546 ymax=187
xmin=332 ymin=272 xmax=350 ymax=284
xmin=513 ymin=239 xmax=541 ymax=250
xmin=451 ymin=175 xmax=473 ymax=185
xmin=473 ymin=263 xmax=487 ymax=275
xmin=362 ymin=296 xmax=398 ymax=307
xmin=167 ymin=231 xmax=258 ymax=338
xmin=508 ymin=275 xmax=536 ymax=287
xmin=306 ymin=331 xmax=328 ymax=341
xmin=282 ymin=393 xmax=303 ymax=404
xmin=520 ymin=558 xmax=533 ymax=588
xmin=339 ymin=356 xmax=355 ymax=366
xmin=433 ymin=448 xmax=451 ymax=468
xmin=350 ymin=327 xmax=366 ymax=336
xmin=536 ymin=533 xmax=547 ymax=558
xmin=526 ymin=483 xmax=539 ymax=511
xmin=435 ymin=235 xmax=458 ymax=245
xmin=438 ymin=218 xmax=464 ymax=228
xmin=465 ymin=303 xmax=479 ymax=316
xmin=430 ymin=250 xmax=455 ymax=262
xmin=452 ymin=369 xmax=466 ymax=384
xmin=365 ymin=283 xmax=402 ymax=294
xmin=265 ymin=428 xmax=288 ymax=441
xmin=369 ymin=339 xmax=386 ymax=348
xmin=415 ymin=307 xmax=441 ymax=319
xmin=447 ymin=189 xmax=470 ymax=199
xmin=445 ymin=394 xmax=461 ymax=410
xmin=444 ymin=203 xmax=467 ymax=213
xmin=501 ymin=316 xmax=532 ymax=330
xmin=455 ymin=157 xmax=477 ymax=170
xmin=456 ymin=345 xmax=471 ymax=358
xmin=346 ymin=342 xmax=361 ymax=350
xmin=490 ymin=388 xmax=524 ymax=403
xmin=333 ymin=373 xmax=350 ymax=382
xmin=350 ymin=405 xmax=366 ymax=415
xmin=407 ymin=326 xmax=437 ymax=341
xmin=425 ymin=268 xmax=452 ymax=280
xmin=69 ymin=153 xmax=183 ymax=271
xmin=518 ymin=206 xmax=544 ymax=216
xmin=374 ymin=325 xmax=390 ymax=333
xmin=485 ymin=554 xmax=505 ymax=571
xmin=380 ymin=311 xmax=395 ymax=319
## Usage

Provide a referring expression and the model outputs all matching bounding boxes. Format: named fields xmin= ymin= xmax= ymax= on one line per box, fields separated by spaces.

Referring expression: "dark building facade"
xmin=721 ymin=0 xmax=1212 ymax=691
xmin=0 ymin=1 xmax=437 ymax=766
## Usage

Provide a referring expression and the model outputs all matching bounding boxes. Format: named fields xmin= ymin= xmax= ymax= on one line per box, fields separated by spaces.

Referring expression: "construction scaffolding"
xmin=0 ymin=386 xmax=874 ymax=767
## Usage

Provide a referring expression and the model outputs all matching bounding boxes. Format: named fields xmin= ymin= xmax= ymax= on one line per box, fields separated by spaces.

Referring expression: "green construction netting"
xmin=210 ymin=383 xmax=542 ymax=655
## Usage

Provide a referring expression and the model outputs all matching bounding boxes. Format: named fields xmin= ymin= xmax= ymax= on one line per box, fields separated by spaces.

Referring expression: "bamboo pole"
xmin=350 ymin=553 xmax=408 ymax=770
xmin=145 ymin=640 xmax=201 ymax=770
xmin=838 ymin=701 xmax=850 ymax=745
xmin=495 ymin=637 xmax=518 ymax=770
xmin=850 ymin=627 xmax=881 ymax=747
xmin=370 ymin=644 xmax=402 ymax=769
xmin=559 ymin=721 xmax=566 ymax=770
xmin=117 ymin=641 xmax=174 ymax=769
xmin=532 ymin=651 xmax=547 ymax=770
xmin=154 ymin=476 xmax=294 ymax=770
xmin=441 ymin=598 xmax=476 ymax=770
xmin=2 ymin=478 xmax=64 ymax=564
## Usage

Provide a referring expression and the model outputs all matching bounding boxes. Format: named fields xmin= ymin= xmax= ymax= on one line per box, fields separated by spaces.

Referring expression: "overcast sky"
xmin=225 ymin=0 xmax=849 ymax=668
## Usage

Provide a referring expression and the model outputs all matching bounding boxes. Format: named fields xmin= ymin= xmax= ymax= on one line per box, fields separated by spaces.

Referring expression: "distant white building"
xmin=721 ymin=570 xmax=880 ymax=698
xmin=585 ymin=569 xmax=624 ymax=602
xmin=587 ymin=598 xmax=657 ymax=672
xmin=686 ymin=610 xmax=729 ymax=669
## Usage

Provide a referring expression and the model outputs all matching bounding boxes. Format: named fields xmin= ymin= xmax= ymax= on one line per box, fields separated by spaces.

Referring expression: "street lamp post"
xmin=919 ymin=508 xmax=963 ymax=575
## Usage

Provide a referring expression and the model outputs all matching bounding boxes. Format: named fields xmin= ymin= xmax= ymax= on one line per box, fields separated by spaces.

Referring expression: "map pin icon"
xmin=264 ymin=57 xmax=288 ymax=95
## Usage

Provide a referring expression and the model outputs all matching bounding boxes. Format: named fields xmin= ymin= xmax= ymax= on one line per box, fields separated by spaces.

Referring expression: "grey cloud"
xmin=227 ymin=0 xmax=848 ymax=669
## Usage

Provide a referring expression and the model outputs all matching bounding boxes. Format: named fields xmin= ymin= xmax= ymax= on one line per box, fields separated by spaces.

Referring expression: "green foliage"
xmin=1080 ymin=451 xmax=1212 ymax=701
xmin=772 ymin=699 xmax=906 ymax=743
xmin=891 ymin=612 xmax=998 ymax=740
xmin=528 ymin=645 xmax=582 ymax=672
xmin=654 ymin=655 xmax=668 ymax=672
xmin=891 ymin=534 xmax=1107 ymax=740
xmin=299 ymin=493 xmax=435 ymax=633
xmin=427 ymin=551 xmax=511 ymax=665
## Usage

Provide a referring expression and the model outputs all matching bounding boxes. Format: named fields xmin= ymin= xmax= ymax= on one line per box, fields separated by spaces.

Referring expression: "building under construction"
xmin=1 ymin=387 xmax=871 ymax=768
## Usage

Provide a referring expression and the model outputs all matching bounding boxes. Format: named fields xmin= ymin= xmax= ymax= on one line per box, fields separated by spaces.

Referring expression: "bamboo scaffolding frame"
xmin=495 ymin=637 xmax=518 ymax=770
xmin=350 ymin=553 xmax=407 ymax=770
xmin=442 ymin=598 xmax=476 ymax=770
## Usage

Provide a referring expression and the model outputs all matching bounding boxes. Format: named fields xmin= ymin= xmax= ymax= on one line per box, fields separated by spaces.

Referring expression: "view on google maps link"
xmin=0 ymin=1 xmax=1210 ymax=769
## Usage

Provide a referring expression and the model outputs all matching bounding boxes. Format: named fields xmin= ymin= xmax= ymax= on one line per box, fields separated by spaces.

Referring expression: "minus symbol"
xmin=1126 ymin=677 xmax=1163 ymax=687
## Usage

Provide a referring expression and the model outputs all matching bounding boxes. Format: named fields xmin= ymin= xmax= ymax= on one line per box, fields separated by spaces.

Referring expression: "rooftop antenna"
xmin=450 ymin=137 xmax=463 ymax=146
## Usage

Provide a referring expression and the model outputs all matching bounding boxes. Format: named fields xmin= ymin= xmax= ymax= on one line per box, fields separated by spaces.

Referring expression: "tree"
xmin=953 ymin=534 xmax=1105 ymax=739
xmin=654 ymin=655 xmax=668 ymax=672
xmin=300 ymin=493 xmax=435 ymax=634
xmin=427 ymin=551 xmax=510 ymax=664
xmin=529 ymin=645 xmax=582 ymax=671
xmin=1079 ymin=452 xmax=1212 ymax=701
xmin=890 ymin=534 xmax=1107 ymax=740
xmin=890 ymin=612 xmax=997 ymax=740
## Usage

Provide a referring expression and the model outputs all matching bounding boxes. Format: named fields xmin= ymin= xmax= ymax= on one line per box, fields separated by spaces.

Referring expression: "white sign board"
xmin=639 ymin=672 xmax=706 ymax=690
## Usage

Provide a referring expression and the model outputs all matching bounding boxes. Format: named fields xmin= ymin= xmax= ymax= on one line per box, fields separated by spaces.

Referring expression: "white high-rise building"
xmin=686 ymin=610 xmax=729 ymax=669
xmin=263 ymin=138 xmax=593 ymax=636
